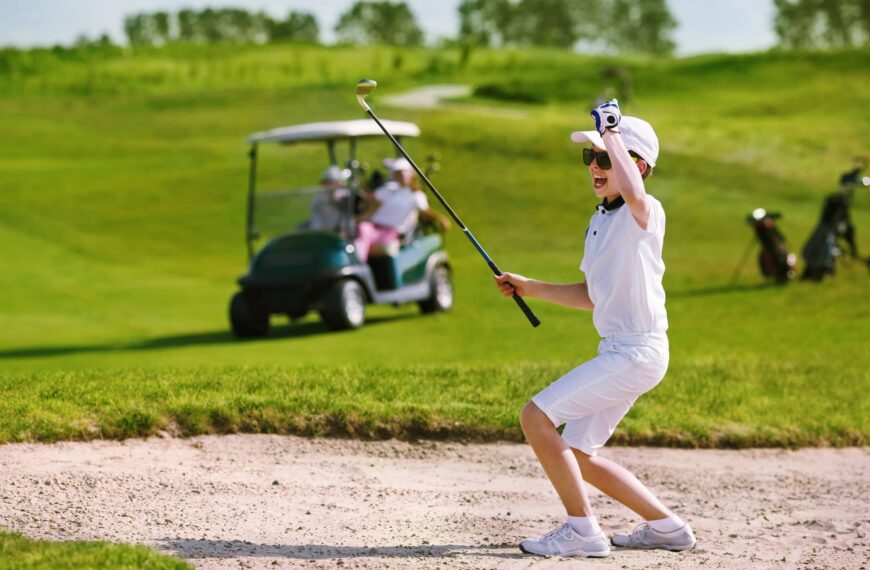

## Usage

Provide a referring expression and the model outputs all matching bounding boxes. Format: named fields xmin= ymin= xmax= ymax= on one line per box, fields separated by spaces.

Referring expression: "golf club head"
xmin=355 ymin=79 xmax=377 ymax=111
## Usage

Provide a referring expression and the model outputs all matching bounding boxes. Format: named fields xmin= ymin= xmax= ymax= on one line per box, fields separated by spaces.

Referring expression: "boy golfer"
xmin=494 ymin=100 xmax=696 ymax=557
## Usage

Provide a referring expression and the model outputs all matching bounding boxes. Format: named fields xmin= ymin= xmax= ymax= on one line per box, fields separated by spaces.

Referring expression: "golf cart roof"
xmin=247 ymin=119 xmax=420 ymax=145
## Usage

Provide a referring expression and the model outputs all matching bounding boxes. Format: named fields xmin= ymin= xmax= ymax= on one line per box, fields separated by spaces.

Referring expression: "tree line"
xmin=123 ymin=8 xmax=318 ymax=46
xmin=774 ymin=0 xmax=869 ymax=49
xmin=458 ymin=0 xmax=676 ymax=54
xmin=116 ymin=1 xmax=868 ymax=53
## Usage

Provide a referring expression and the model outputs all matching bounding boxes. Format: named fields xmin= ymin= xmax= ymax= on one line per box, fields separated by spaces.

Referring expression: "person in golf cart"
xmin=306 ymin=165 xmax=354 ymax=236
xmin=354 ymin=157 xmax=450 ymax=261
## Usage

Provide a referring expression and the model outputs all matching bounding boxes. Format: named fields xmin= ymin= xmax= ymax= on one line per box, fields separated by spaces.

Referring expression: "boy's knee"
xmin=519 ymin=401 xmax=552 ymax=433
xmin=574 ymin=448 xmax=593 ymax=465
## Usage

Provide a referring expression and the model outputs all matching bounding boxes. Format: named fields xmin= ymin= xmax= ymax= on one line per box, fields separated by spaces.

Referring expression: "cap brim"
xmin=570 ymin=130 xmax=605 ymax=148
xmin=383 ymin=158 xmax=412 ymax=172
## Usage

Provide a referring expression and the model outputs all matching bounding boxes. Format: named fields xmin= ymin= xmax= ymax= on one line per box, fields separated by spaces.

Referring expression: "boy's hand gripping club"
xmin=355 ymin=79 xmax=540 ymax=328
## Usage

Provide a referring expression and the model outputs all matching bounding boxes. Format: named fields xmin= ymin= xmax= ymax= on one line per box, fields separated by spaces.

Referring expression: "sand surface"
xmin=1 ymin=435 xmax=867 ymax=569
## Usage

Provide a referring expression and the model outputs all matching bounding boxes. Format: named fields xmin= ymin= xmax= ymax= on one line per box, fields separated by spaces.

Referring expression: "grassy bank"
xmin=1 ymin=44 xmax=868 ymax=448
xmin=2 ymin=358 xmax=865 ymax=448
xmin=0 ymin=531 xmax=190 ymax=569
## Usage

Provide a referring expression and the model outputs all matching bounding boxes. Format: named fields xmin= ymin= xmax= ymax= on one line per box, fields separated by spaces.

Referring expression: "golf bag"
xmin=800 ymin=165 xmax=868 ymax=281
xmin=734 ymin=208 xmax=796 ymax=284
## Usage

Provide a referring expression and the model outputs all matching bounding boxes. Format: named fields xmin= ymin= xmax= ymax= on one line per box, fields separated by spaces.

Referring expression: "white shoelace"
xmin=628 ymin=523 xmax=650 ymax=545
xmin=540 ymin=523 xmax=575 ymax=543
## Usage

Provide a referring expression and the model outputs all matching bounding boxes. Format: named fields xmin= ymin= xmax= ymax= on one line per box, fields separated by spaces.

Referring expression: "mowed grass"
xmin=0 ymin=44 xmax=868 ymax=447
xmin=0 ymin=531 xmax=190 ymax=569
xmin=1 ymin=356 xmax=865 ymax=447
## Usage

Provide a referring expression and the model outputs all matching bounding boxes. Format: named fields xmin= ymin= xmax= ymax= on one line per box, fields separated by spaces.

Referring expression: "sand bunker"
xmin=1 ymin=435 xmax=866 ymax=569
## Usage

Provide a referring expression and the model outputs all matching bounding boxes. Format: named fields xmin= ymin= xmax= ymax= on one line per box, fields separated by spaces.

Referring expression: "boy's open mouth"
xmin=593 ymin=175 xmax=607 ymax=190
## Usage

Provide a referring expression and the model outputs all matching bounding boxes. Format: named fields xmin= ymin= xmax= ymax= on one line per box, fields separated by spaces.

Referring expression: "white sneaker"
xmin=611 ymin=522 xmax=696 ymax=551
xmin=519 ymin=523 xmax=611 ymax=558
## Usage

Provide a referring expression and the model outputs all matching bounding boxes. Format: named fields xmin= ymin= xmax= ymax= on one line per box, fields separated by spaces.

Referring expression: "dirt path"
xmin=382 ymin=84 xmax=471 ymax=109
xmin=381 ymin=84 xmax=526 ymax=119
xmin=1 ymin=435 xmax=867 ymax=569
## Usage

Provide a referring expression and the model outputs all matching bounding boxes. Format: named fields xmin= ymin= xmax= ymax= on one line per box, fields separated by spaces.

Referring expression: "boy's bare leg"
xmin=573 ymin=450 xmax=671 ymax=520
xmin=520 ymin=402 xmax=593 ymax=516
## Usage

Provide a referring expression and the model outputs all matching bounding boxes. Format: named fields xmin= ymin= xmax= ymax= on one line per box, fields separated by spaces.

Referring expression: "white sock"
xmin=566 ymin=515 xmax=602 ymax=537
xmin=648 ymin=514 xmax=685 ymax=534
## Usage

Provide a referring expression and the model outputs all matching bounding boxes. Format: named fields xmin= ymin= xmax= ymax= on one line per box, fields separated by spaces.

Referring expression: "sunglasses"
xmin=582 ymin=148 xmax=638 ymax=170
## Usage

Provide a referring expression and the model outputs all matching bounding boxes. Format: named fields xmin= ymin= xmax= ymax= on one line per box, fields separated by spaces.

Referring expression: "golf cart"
xmin=229 ymin=120 xmax=453 ymax=337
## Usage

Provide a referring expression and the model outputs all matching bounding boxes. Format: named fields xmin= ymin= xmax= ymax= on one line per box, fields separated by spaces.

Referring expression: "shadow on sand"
xmin=0 ymin=313 xmax=418 ymax=361
xmin=158 ymin=538 xmax=524 ymax=561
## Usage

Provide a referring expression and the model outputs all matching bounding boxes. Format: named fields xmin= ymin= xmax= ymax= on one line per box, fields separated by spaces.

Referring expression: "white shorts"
xmin=531 ymin=333 xmax=669 ymax=456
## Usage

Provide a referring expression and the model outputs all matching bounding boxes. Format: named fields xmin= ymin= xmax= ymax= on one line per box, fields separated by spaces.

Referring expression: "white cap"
xmin=570 ymin=116 xmax=659 ymax=168
xmin=322 ymin=165 xmax=350 ymax=182
xmin=383 ymin=157 xmax=413 ymax=172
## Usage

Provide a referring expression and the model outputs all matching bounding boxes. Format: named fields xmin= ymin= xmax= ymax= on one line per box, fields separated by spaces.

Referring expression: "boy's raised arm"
xmin=593 ymin=102 xmax=652 ymax=230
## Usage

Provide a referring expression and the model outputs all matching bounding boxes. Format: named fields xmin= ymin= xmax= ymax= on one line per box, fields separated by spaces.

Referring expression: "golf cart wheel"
xmin=419 ymin=264 xmax=453 ymax=314
xmin=319 ymin=279 xmax=366 ymax=330
xmin=229 ymin=292 xmax=269 ymax=338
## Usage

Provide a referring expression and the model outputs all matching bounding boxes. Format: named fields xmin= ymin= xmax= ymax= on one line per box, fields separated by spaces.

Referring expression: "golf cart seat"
xmin=368 ymin=233 xmax=442 ymax=290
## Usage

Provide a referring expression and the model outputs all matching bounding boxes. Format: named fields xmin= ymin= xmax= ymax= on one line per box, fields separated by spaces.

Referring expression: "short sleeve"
xmin=632 ymin=195 xmax=665 ymax=236
xmin=414 ymin=191 xmax=429 ymax=210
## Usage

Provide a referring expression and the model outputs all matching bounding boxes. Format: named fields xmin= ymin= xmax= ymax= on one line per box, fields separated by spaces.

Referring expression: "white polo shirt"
xmin=579 ymin=194 xmax=668 ymax=337
xmin=370 ymin=181 xmax=430 ymax=234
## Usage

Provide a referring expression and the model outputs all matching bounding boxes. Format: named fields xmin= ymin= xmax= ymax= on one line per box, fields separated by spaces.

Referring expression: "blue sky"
xmin=2 ymin=0 xmax=777 ymax=55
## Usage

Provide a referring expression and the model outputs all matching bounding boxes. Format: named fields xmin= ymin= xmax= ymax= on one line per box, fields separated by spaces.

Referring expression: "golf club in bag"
xmin=355 ymin=79 xmax=541 ymax=327
xmin=732 ymin=208 xmax=796 ymax=284
xmin=801 ymin=161 xmax=870 ymax=281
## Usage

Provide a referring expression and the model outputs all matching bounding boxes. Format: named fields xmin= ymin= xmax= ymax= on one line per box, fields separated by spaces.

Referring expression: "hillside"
xmin=0 ymin=44 xmax=868 ymax=446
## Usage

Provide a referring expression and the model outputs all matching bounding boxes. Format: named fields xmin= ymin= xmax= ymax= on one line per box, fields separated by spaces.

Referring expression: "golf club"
xmin=355 ymin=78 xmax=540 ymax=328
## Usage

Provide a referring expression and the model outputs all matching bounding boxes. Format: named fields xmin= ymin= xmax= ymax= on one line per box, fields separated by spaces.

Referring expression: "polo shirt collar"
xmin=597 ymin=195 xmax=625 ymax=213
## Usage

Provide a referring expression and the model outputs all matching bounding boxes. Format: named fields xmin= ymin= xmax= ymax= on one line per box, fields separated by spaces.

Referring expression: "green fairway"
xmin=0 ymin=531 xmax=190 ymax=569
xmin=1 ymin=44 xmax=868 ymax=446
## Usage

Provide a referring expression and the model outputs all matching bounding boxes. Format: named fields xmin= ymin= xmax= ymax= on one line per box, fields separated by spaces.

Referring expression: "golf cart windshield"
xmin=252 ymin=185 xmax=350 ymax=240
xmin=245 ymin=120 xmax=420 ymax=258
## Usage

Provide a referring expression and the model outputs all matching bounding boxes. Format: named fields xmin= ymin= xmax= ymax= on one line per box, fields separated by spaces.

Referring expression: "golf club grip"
xmin=511 ymin=292 xmax=541 ymax=327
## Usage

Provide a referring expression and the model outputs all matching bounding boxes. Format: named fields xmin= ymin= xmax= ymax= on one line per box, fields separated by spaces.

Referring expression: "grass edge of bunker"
xmin=229 ymin=119 xmax=453 ymax=337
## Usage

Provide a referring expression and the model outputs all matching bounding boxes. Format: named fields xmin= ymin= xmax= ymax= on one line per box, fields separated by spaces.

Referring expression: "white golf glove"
xmin=591 ymin=99 xmax=621 ymax=135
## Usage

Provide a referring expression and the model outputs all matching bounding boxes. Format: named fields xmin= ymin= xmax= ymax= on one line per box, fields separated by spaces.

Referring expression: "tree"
xmin=268 ymin=11 xmax=319 ymax=43
xmin=124 ymin=13 xmax=156 ymax=46
xmin=607 ymin=0 xmax=676 ymax=55
xmin=458 ymin=0 xmax=515 ymax=47
xmin=197 ymin=9 xmax=223 ymax=43
xmin=514 ymin=0 xmax=582 ymax=48
xmin=123 ymin=8 xmax=319 ymax=46
xmin=153 ymin=11 xmax=171 ymax=44
xmin=774 ymin=0 xmax=869 ymax=49
xmin=177 ymin=9 xmax=198 ymax=42
xmin=334 ymin=1 xmax=424 ymax=46
xmin=456 ymin=0 xmax=676 ymax=54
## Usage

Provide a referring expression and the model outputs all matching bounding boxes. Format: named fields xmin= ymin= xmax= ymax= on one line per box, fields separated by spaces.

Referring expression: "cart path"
xmin=1 ymin=435 xmax=867 ymax=569
xmin=382 ymin=84 xmax=471 ymax=109
xmin=381 ymin=84 xmax=526 ymax=118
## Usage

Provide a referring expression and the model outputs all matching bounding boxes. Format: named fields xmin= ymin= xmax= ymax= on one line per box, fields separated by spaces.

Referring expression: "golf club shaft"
xmin=363 ymin=108 xmax=541 ymax=328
